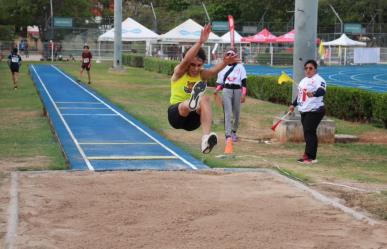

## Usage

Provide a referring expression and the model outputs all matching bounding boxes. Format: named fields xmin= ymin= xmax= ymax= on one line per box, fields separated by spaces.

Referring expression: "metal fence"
xmin=2 ymin=38 xmax=387 ymax=66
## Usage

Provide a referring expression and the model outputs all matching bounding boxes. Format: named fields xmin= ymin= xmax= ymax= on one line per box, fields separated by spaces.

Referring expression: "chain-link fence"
xmin=2 ymin=37 xmax=387 ymax=66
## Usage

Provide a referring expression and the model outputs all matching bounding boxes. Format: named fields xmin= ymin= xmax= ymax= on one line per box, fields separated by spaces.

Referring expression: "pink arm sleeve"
xmin=216 ymin=85 xmax=223 ymax=91
xmin=242 ymin=87 xmax=247 ymax=96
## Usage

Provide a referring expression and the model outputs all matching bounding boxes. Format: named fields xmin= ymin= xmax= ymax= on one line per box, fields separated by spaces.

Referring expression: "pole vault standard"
xmin=292 ymin=0 xmax=318 ymax=101
xmin=113 ymin=0 xmax=122 ymax=69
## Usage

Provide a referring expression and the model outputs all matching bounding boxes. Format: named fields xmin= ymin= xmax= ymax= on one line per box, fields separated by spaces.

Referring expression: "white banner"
xmin=354 ymin=48 xmax=380 ymax=64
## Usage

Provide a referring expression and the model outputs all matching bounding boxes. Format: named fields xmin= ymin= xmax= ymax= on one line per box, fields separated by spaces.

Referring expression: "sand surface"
xmin=8 ymin=170 xmax=387 ymax=249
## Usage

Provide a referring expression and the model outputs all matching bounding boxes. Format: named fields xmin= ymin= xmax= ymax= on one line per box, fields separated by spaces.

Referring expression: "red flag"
xmin=228 ymin=15 xmax=235 ymax=49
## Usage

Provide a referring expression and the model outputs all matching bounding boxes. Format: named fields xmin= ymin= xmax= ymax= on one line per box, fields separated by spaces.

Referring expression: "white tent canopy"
xmin=323 ymin=33 xmax=366 ymax=46
xmin=160 ymin=19 xmax=221 ymax=43
xmin=220 ymin=31 xmax=245 ymax=43
xmin=98 ymin=17 xmax=159 ymax=42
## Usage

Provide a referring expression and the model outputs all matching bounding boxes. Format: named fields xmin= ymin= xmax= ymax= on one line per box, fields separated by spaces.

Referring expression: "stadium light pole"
xmin=292 ymin=0 xmax=318 ymax=103
xmin=329 ymin=4 xmax=343 ymax=34
xmin=114 ymin=0 xmax=122 ymax=69
xmin=150 ymin=2 xmax=157 ymax=33
xmin=201 ymin=2 xmax=211 ymax=24
xmin=50 ymin=0 xmax=54 ymax=40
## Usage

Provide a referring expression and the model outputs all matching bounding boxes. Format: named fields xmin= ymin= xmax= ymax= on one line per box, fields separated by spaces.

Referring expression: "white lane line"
xmin=350 ymin=73 xmax=370 ymax=82
xmin=4 ymin=172 xmax=18 ymax=249
xmin=328 ymin=73 xmax=341 ymax=82
xmin=88 ymin=155 xmax=178 ymax=160
xmin=31 ymin=65 xmax=94 ymax=171
xmin=62 ymin=114 xmax=118 ymax=116
xmin=56 ymin=101 xmax=102 ymax=104
xmin=79 ymin=142 xmax=157 ymax=145
xmin=59 ymin=107 xmax=109 ymax=110
xmin=51 ymin=65 xmax=199 ymax=170
xmin=373 ymin=73 xmax=387 ymax=82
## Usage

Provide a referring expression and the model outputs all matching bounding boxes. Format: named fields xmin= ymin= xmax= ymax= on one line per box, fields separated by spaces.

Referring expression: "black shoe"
xmin=88 ymin=81 xmax=91 ymax=84
xmin=188 ymin=81 xmax=207 ymax=111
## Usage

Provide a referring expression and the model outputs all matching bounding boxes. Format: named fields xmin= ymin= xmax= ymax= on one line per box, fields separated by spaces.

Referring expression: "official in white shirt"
xmin=289 ymin=59 xmax=326 ymax=164
xmin=215 ymin=49 xmax=247 ymax=153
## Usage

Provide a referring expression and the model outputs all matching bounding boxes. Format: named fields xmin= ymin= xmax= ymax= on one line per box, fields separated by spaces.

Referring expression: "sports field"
xmin=2 ymin=0 xmax=387 ymax=247
xmin=1 ymin=61 xmax=387 ymax=248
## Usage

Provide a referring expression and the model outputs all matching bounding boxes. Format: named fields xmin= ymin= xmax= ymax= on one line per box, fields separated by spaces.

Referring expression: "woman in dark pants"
xmin=289 ymin=59 xmax=326 ymax=164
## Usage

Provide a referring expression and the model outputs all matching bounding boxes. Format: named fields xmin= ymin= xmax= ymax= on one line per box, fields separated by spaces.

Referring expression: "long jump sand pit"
xmin=12 ymin=170 xmax=387 ymax=249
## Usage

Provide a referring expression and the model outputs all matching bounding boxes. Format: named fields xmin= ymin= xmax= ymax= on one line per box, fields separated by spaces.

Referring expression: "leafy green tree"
xmin=0 ymin=0 xmax=92 ymax=40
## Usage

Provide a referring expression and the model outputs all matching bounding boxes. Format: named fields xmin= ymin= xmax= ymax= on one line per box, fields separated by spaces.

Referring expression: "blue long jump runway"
xmin=242 ymin=64 xmax=387 ymax=93
xmin=30 ymin=64 xmax=208 ymax=171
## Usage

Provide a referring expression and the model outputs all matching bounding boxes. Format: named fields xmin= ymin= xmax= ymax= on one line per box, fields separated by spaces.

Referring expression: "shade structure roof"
xmin=276 ymin=29 xmax=295 ymax=43
xmin=220 ymin=31 xmax=246 ymax=43
xmin=98 ymin=17 xmax=159 ymax=42
xmin=241 ymin=28 xmax=277 ymax=43
xmin=160 ymin=19 xmax=221 ymax=43
xmin=323 ymin=33 xmax=366 ymax=46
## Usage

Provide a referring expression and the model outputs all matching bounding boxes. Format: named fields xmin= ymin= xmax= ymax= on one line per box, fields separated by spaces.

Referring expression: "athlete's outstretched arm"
xmin=171 ymin=24 xmax=211 ymax=81
xmin=201 ymin=53 xmax=239 ymax=80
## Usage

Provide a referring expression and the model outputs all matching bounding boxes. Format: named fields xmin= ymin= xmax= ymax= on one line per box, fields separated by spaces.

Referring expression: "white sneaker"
xmin=201 ymin=132 xmax=217 ymax=154
xmin=188 ymin=81 xmax=207 ymax=111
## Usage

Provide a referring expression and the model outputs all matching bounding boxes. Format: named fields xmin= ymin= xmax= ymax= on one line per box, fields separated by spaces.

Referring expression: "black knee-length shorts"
xmin=167 ymin=103 xmax=201 ymax=131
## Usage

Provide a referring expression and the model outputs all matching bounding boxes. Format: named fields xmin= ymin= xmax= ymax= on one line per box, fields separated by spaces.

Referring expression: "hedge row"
xmin=144 ymin=57 xmax=179 ymax=75
xmin=324 ymin=87 xmax=387 ymax=127
xmin=246 ymin=75 xmax=387 ymax=127
xmin=246 ymin=75 xmax=292 ymax=105
xmin=122 ymin=54 xmax=144 ymax=67
xmin=130 ymin=57 xmax=387 ymax=128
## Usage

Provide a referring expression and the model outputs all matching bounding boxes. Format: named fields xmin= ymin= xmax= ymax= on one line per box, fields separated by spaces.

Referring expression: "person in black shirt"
xmin=7 ymin=48 xmax=22 ymax=90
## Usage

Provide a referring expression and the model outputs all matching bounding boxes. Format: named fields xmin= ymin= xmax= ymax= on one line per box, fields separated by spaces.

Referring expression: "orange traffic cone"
xmin=224 ymin=137 xmax=233 ymax=154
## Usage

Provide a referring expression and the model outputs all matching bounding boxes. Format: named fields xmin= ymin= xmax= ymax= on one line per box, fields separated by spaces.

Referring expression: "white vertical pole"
xmin=292 ymin=0 xmax=319 ymax=101
xmin=50 ymin=40 xmax=54 ymax=62
xmin=207 ymin=45 xmax=211 ymax=64
xmin=114 ymin=0 xmax=122 ymax=68
xmin=329 ymin=46 xmax=331 ymax=65
xmin=96 ymin=41 xmax=101 ymax=63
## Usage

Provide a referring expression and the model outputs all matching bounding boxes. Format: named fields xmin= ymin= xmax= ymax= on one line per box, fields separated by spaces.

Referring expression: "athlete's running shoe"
xmin=201 ymin=132 xmax=217 ymax=154
xmin=188 ymin=81 xmax=207 ymax=111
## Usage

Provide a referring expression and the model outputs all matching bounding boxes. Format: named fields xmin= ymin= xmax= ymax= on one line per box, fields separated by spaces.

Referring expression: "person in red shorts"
xmin=80 ymin=45 xmax=92 ymax=84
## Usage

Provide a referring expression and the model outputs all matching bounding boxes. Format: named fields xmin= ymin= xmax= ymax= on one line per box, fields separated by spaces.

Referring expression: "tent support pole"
xmin=97 ymin=41 xmax=101 ymax=63
xmin=207 ymin=45 xmax=211 ymax=64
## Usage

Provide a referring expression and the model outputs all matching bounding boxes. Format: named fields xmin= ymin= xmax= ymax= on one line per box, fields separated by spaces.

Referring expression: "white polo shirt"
xmin=296 ymin=73 xmax=326 ymax=112
xmin=216 ymin=63 xmax=247 ymax=86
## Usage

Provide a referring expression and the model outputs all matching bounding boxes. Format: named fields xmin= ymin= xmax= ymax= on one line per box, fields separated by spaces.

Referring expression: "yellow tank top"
xmin=170 ymin=73 xmax=202 ymax=104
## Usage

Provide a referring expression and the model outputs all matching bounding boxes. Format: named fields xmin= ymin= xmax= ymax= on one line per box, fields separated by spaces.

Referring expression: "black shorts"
xmin=81 ymin=63 xmax=91 ymax=71
xmin=168 ymin=103 xmax=201 ymax=131
xmin=10 ymin=64 xmax=19 ymax=73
